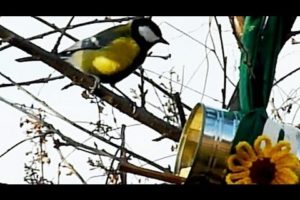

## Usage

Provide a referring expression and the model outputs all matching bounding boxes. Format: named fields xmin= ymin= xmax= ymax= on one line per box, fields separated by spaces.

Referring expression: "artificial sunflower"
xmin=226 ymin=135 xmax=300 ymax=184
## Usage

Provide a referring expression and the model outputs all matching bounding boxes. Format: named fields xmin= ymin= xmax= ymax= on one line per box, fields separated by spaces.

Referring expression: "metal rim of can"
xmin=174 ymin=103 xmax=205 ymax=179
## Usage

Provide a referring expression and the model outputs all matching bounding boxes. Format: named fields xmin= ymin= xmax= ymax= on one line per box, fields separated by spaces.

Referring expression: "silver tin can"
xmin=174 ymin=103 xmax=300 ymax=184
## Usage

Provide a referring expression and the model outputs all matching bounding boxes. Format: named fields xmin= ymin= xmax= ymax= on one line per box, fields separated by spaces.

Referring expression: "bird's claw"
xmin=131 ymin=102 xmax=137 ymax=114
xmin=88 ymin=75 xmax=101 ymax=94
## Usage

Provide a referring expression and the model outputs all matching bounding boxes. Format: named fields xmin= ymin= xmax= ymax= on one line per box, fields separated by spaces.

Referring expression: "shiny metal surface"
xmin=175 ymin=103 xmax=241 ymax=183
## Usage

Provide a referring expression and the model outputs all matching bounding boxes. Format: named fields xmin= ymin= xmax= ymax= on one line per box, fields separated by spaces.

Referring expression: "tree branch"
xmin=214 ymin=17 xmax=228 ymax=109
xmin=0 ymin=75 xmax=64 ymax=88
xmin=0 ymin=25 xmax=182 ymax=142
xmin=33 ymin=16 xmax=78 ymax=43
xmin=273 ymin=66 xmax=300 ymax=86
xmin=119 ymin=161 xmax=185 ymax=184
xmin=0 ymin=72 xmax=170 ymax=173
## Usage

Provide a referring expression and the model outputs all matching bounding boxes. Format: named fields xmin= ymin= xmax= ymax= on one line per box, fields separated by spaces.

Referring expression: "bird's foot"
xmin=88 ymin=75 xmax=101 ymax=94
xmin=131 ymin=101 xmax=137 ymax=114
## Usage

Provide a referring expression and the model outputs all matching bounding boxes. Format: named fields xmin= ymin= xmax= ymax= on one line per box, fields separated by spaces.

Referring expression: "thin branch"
xmin=51 ymin=16 xmax=75 ymax=53
xmin=273 ymin=66 xmax=300 ymax=86
xmin=200 ymin=18 xmax=211 ymax=103
xmin=133 ymin=71 xmax=191 ymax=111
xmin=105 ymin=148 xmax=121 ymax=184
xmin=291 ymin=38 xmax=300 ymax=45
xmin=173 ymin=92 xmax=186 ymax=128
xmin=0 ymin=70 xmax=169 ymax=173
xmin=0 ymin=95 xmax=115 ymax=158
xmin=147 ymin=52 xmax=172 ymax=60
xmin=119 ymin=125 xmax=127 ymax=184
xmin=168 ymin=19 xmax=235 ymax=88
xmin=145 ymin=68 xmax=222 ymax=104
xmin=138 ymin=67 xmax=147 ymax=107
xmin=55 ymin=143 xmax=87 ymax=184
xmin=214 ymin=17 xmax=228 ymax=109
xmin=164 ymin=21 xmax=214 ymax=51
xmin=288 ymin=30 xmax=300 ymax=37
xmin=32 ymin=16 xmax=78 ymax=42
xmin=0 ymin=75 xmax=64 ymax=88
xmin=119 ymin=161 xmax=185 ymax=184
xmin=53 ymin=129 xmax=115 ymax=158
xmin=0 ymin=134 xmax=48 ymax=159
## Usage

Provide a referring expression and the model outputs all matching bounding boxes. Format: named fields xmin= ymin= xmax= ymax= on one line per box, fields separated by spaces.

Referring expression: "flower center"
xmin=249 ymin=158 xmax=276 ymax=184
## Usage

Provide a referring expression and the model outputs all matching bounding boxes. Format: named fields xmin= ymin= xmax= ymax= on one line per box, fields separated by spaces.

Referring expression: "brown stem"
xmin=119 ymin=161 xmax=185 ymax=184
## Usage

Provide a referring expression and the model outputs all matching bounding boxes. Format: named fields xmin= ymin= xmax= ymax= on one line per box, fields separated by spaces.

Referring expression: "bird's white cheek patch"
xmin=138 ymin=26 xmax=160 ymax=43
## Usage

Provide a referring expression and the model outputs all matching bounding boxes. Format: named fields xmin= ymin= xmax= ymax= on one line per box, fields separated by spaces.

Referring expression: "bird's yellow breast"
xmin=71 ymin=37 xmax=140 ymax=76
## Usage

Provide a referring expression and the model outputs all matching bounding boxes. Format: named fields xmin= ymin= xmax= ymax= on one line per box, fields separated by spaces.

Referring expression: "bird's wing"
xmin=59 ymin=23 xmax=131 ymax=57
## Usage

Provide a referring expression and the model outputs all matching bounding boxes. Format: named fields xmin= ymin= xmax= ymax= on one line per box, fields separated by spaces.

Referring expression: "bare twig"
xmin=147 ymin=52 xmax=172 ymax=60
xmin=51 ymin=16 xmax=75 ymax=53
xmin=168 ymin=18 xmax=235 ymax=88
xmin=33 ymin=16 xmax=78 ymax=42
xmin=145 ymin=68 xmax=222 ymax=104
xmin=119 ymin=161 xmax=185 ymax=184
xmin=55 ymin=142 xmax=87 ymax=184
xmin=274 ymin=66 xmax=300 ymax=86
xmin=200 ymin=18 xmax=211 ymax=103
xmin=0 ymin=95 xmax=116 ymax=158
xmin=291 ymin=38 xmax=300 ymax=45
xmin=138 ymin=67 xmax=147 ymax=107
xmin=105 ymin=148 xmax=121 ymax=184
xmin=0 ymin=134 xmax=49 ymax=159
xmin=173 ymin=92 xmax=186 ymax=128
xmin=214 ymin=17 xmax=228 ymax=109
xmin=289 ymin=30 xmax=300 ymax=37
xmin=119 ymin=125 xmax=127 ymax=184
xmin=164 ymin=22 xmax=214 ymax=51
xmin=0 ymin=75 xmax=64 ymax=88
xmin=270 ymin=97 xmax=283 ymax=122
xmin=133 ymin=71 xmax=191 ymax=111
xmin=0 ymin=70 xmax=170 ymax=172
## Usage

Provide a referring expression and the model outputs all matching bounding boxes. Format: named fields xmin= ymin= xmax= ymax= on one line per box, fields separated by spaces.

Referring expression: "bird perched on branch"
xmin=17 ymin=18 xmax=169 ymax=93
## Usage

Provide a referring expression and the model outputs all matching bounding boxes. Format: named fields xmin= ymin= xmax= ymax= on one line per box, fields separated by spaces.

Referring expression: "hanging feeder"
xmin=174 ymin=103 xmax=300 ymax=184
xmin=174 ymin=103 xmax=242 ymax=184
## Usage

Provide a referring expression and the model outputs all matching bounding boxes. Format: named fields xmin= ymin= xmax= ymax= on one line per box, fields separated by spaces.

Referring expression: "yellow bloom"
xmin=226 ymin=135 xmax=300 ymax=184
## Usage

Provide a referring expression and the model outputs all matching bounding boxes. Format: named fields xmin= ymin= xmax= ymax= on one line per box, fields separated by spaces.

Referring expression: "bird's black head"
xmin=131 ymin=18 xmax=169 ymax=50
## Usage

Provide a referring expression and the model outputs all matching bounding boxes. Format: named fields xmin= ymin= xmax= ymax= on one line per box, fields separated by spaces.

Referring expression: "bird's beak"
xmin=159 ymin=37 xmax=169 ymax=45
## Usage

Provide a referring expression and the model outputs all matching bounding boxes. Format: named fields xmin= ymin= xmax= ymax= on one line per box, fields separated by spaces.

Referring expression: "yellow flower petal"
xmin=227 ymin=155 xmax=251 ymax=172
xmin=254 ymin=135 xmax=272 ymax=157
xmin=235 ymin=177 xmax=252 ymax=184
xmin=228 ymin=170 xmax=250 ymax=180
xmin=271 ymin=151 xmax=291 ymax=163
xmin=275 ymin=168 xmax=299 ymax=184
xmin=270 ymin=140 xmax=291 ymax=155
xmin=226 ymin=173 xmax=252 ymax=184
xmin=271 ymin=176 xmax=283 ymax=184
xmin=274 ymin=154 xmax=300 ymax=170
xmin=227 ymin=134 xmax=299 ymax=185
xmin=236 ymin=141 xmax=257 ymax=161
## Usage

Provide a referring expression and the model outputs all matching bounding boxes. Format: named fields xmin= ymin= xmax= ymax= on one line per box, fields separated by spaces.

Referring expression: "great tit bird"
xmin=17 ymin=18 xmax=169 ymax=92
xmin=60 ymin=18 xmax=169 ymax=86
